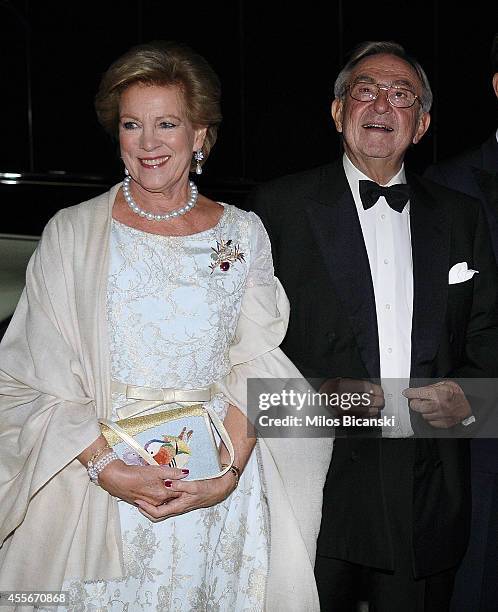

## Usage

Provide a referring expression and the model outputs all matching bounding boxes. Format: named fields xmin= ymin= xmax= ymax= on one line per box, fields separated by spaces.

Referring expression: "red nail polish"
xmin=181 ymin=469 xmax=189 ymax=474
xmin=164 ymin=480 xmax=172 ymax=487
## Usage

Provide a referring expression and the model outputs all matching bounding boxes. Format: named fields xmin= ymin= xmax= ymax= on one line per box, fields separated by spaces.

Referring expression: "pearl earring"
xmin=194 ymin=150 xmax=204 ymax=175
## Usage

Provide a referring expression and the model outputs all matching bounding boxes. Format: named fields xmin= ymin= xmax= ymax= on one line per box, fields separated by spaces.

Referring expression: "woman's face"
xmin=119 ymin=83 xmax=206 ymax=195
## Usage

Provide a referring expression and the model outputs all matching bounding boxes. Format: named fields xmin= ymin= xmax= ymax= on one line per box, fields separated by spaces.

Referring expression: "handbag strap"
xmin=200 ymin=405 xmax=235 ymax=480
xmin=99 ymin=418 xmax=159 ymax=466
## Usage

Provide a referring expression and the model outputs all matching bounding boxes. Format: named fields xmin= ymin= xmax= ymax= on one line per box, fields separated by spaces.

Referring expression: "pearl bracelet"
xmin=87 ymin=449 xmax=119 ymax=485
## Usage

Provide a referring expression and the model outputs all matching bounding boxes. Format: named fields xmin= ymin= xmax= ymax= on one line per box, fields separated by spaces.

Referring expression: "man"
xmin=425 ymin=34 xmax=498 ymax=257
xmin=424 ymin=33 xmax=498 ymax=612
xmin=248 ymin=41 xmax=498 ymax=611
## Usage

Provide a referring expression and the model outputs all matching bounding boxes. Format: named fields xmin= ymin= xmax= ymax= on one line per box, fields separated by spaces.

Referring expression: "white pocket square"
xmin=448 ymin=262 xmax=479 ymax=284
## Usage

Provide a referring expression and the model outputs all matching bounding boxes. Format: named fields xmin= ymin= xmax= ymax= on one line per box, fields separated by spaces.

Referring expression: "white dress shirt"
xmin=343 ymin=154 xmax=414 ymax=437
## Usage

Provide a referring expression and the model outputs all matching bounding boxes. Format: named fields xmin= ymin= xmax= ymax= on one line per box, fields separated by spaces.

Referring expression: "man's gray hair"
xmin=333 ymin=41 xmax=433 ymax=112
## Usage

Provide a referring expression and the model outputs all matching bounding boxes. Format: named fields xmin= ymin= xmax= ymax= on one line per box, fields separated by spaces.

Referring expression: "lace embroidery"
xmin=107 ymin=205 xmax=273 ymax=389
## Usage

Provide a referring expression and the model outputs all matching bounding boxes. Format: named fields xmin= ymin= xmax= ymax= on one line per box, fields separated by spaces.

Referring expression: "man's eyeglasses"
xmin=348 ymin=82 xmax=420 ymax=108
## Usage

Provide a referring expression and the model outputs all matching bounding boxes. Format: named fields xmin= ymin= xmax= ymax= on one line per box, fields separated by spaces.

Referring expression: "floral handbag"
xmin=99 ymin=403 xmax=234 ymax=481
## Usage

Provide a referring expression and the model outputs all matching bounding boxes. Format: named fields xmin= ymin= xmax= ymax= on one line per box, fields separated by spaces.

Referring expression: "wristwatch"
xmin=221 ymin=463 xmax=240 ymax=488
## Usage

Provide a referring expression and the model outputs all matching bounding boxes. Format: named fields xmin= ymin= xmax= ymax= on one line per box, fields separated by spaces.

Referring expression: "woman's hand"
xmin=78 ymin=435 xmax=188 ymax=507
xmin=134 ymin=470 xmax=238 ymax=522
xmin=97 ymin=459 xmax=188 ymax=507
xmin=133 ymin=403 xmax=254 ymax=522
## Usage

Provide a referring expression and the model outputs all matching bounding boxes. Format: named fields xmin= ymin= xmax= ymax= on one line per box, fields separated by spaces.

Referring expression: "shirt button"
xmin=381 ymin=214 xmax=386 ymax=220
xmin=384 ymin=258 xmax=389 ymax=264
xmin=385 ymin=304 xmax=391 ymax=310
xmin=387 ymin=347 xmax=393 ymax=354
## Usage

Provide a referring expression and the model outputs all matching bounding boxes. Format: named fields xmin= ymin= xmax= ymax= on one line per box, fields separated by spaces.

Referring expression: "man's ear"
xmin=412 ymin=111 xmax=431 ymax=145
xmin=492 ymin=72 xmax=498 ymax=100
xmin=331 ymin=98 xmax=344 ymax=133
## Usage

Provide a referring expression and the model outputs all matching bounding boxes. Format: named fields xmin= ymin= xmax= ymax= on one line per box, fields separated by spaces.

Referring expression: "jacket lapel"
xmin=408 ymin=174 xmax=450 ymax=377
xmin=305 ymin=163 xmax=380 ymax=378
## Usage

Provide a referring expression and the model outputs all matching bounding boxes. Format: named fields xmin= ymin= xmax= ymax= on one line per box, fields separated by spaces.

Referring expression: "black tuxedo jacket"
xmin=425 ymin=134 xmax=498 ymax=474
xmin=248 ymin=160 xmax=498 ymax=576
xmin=425 ymin=133 xmax=498 ymax=258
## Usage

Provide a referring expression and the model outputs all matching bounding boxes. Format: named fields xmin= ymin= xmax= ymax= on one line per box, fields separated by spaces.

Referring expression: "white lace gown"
xmin=66 ymin=204 xmax=272 ymax=611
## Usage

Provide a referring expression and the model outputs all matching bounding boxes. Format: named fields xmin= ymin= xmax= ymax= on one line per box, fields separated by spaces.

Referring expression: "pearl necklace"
xmin=122 ymin=175 xmax=198 ymax=221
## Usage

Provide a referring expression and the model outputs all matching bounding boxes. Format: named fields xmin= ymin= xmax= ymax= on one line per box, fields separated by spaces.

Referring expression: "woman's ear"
xmin=194 ymin=126 xmax=208 ymax=151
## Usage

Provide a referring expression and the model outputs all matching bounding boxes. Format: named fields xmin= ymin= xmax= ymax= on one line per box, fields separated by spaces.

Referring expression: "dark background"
xmin=1 ymin=0 xmax=497 ymax=235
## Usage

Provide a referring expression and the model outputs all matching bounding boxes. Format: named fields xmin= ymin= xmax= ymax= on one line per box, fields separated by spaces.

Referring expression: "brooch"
xmin=209 ymin=239 xmax=245 ymax=273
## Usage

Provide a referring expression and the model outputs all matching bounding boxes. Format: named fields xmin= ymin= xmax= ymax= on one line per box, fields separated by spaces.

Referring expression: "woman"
xmin=0 ymin=41 xmax=332 ymax=611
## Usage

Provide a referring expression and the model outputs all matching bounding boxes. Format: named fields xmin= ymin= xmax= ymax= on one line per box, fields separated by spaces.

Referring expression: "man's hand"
xmin=319 ymin=377 xmax=384 ymax=417
xmin=403 ymin=380 xmax=472 ymax=428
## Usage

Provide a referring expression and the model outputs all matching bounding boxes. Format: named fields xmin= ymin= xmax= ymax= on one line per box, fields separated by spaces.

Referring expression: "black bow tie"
xmin=359 ymin=180 xmax=410 ymax=213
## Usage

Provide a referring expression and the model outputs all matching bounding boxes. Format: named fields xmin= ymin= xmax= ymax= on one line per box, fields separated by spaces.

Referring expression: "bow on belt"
xmin=111 ymin=380 xmax=216 ymax=419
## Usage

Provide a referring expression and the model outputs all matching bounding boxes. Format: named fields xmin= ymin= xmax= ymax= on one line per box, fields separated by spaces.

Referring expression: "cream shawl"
xmin=0 ymin=185 xmax=332 ymax=611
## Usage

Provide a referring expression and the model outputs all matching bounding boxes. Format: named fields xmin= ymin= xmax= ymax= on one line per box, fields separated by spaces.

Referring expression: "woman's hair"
xmin=333 ymin=41 xmax=433 ymax=113
xmin=95 ymin=40 xmax=222 ymax=168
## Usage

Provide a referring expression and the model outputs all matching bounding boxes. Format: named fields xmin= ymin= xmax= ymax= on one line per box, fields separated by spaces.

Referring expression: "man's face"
xmin=331 ymin=53 xmax=430 ymax=175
